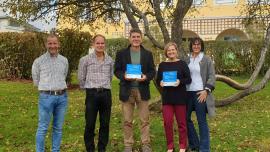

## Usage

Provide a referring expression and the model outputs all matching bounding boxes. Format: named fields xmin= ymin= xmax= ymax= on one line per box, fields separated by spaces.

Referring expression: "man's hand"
xmin=137 ymin=74 xmax=147 ymax=82
xmin=124 ymin=73 xmax=136 ymax=81
xmin=197 ymin=90 xmax=208 ymax=103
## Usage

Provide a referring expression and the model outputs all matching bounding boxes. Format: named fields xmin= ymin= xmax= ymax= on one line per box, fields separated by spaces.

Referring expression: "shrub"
xmin=0 ymin=32 xmax=46 ymax=79
xmin=0 ymin=30 xmax=92 ymax=82
xmin=57 ymin=29 xmax=92 ymax=82
xmin=0 ymin=32 xmax=269 ymax=81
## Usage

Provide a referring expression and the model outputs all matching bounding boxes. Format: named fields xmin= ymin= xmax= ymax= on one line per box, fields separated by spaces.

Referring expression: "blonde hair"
xmin=92 ymin=34 xmax=106 ymax=43
xmin=164 ymin=42 xmax=178 ymax=58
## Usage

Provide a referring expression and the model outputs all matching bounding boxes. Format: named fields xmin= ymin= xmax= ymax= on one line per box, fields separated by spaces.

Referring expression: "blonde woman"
xmin=156 ymin=42 xmax=191 ymax=152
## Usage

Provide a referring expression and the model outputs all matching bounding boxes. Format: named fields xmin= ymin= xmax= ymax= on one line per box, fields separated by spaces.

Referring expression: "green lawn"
xmin=0 ymin=77 xmax=270 ymax=152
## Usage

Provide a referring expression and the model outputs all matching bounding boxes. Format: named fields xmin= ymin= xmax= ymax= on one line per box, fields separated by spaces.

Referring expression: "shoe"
xmin=142 ymin=144 xmax=152 ymax=152
xmin=123 ymin=146 xmax=132 ymax=152
xmin=167 ymin=149 xmax=174 ymax=152
xmin=179 ymin=149 xmax=186 ymax=152
xmin=187 ymin=147 xmax=199 ymax=152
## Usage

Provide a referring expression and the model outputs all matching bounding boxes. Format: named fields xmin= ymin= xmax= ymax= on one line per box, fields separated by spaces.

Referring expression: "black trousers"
xmin=84 ymin=89 xmax=112 ymax=152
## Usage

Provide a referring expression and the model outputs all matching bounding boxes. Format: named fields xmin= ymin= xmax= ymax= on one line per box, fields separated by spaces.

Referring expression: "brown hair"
xmin=129 ymin=28 xmax=142 ymax=37
xmin=164 ymin=42 xmax=178 ymax=58
xmin=189 ymin=37 xmax=204 ymax=52
xmin=47 ymin=34 xmax=59 ymax=41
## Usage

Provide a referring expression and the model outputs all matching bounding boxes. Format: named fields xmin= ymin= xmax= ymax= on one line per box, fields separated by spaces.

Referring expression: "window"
xmin=193 ymin=0 xmax=204 ymax=6
xmin=224 ymin=35 xmax=239 ymax=41
xmin=215 ymin=0 xmax=237 ymax=4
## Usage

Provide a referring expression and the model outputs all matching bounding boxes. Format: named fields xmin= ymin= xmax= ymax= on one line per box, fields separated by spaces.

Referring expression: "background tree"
xmin=1 ymin=0 xmax=270 ymax=106
xmin=215 ymin=0 xmax=270 ymax=106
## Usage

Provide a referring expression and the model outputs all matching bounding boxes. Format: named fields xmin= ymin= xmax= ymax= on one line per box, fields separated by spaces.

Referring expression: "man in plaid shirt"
xmin=78 ymin=34 xmax=114 ymax=152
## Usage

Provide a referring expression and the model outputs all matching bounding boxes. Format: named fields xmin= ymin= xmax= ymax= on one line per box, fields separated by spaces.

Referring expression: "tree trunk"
xmin=216 ymin=66 xmax=270 ymax=107
xmin=216 ymin=23 xmax=270 ymax=90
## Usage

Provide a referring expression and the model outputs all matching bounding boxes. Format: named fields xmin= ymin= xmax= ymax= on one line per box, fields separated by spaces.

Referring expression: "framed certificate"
xmin=126 ymin=64 xmax=142 ymax=79
xmin=163 ymin=71 xmax=177 ymax=86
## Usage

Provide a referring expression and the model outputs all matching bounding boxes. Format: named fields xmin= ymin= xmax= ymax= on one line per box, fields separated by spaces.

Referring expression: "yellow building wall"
xmin=187 ymin=0 xmax=247 ymax=18
xmin=57 ymin=0 xmax=253 ymax=40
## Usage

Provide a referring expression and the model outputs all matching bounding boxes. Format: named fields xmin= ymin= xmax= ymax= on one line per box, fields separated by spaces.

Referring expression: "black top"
xmin=156 ymin=60 xmax=191 ymax=105
xmin=114 ymin=45 xmax=156 ymax=101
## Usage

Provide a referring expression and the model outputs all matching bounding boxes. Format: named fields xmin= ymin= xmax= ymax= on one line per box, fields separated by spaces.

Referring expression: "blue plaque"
xmin=163 ymin=71 xmax=177 ymax=86
xmin=126 ymin=64 xmax=142 ymax=79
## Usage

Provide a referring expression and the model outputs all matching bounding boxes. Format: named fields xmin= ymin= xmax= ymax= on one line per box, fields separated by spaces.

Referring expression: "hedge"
xmin=106 ymin=39 xmax=270 ymax=76
xmin=0 ymin=32 xmax=269 ymax=81
xmin=0 ymin=29 xmax=92 ymax=82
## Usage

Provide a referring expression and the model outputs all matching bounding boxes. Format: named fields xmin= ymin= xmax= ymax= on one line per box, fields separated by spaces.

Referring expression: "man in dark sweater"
xmin=114 ymin=28 xmax=156 ymax=152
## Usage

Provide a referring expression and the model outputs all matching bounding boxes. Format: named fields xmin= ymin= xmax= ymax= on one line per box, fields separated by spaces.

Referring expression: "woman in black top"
xmin=156 ymin=42 xmax=191 ymax=152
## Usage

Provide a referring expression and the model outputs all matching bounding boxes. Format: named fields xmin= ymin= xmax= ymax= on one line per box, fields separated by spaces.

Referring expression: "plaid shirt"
xmin=78 ymin=52 xmax=114 ymax=89
xmin=32 ymin=52 xmax=69 ymax=91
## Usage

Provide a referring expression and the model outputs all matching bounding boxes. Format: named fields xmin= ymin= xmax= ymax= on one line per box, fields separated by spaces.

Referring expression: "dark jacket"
xmin=114 ymin=45 xmax=156 ymax=101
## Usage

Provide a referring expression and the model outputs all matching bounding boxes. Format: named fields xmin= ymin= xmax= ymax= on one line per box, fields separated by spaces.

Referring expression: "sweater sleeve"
xmin=145 ymin=52 xmax=156 ymax=82
xmin=114 ymin=51 xmax=125 ymax=81
xmin=205 ymin=57 xmax=216 ymax=91
xmin=155 ymin=63 xmax=163 ymax=87
xmin=179 ymin=61 xmax=192 ymax=85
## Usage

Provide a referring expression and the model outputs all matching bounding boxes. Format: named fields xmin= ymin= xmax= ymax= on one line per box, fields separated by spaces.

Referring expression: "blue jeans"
xmin=187 ymin=91 xmax=210 ymax=152
xmin=36 ymin=92 xmax=68 ymax=152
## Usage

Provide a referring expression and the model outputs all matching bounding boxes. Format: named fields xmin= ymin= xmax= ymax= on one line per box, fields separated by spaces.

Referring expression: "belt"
xmin=40 ymin=89 xmax=66 ymax=96
xmin=88 ymin=88 xmax=110 ymax=93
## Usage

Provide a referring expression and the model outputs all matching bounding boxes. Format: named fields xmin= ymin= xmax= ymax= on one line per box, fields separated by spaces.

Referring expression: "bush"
xmin=0 ymin=30 xmax=92 ymax=82
xmin=0 ymin=32 xmax=269 ymax=80
xmin=106 ymin=38 xmax=129 ymax=59
xmin=205 ymin=40 xmax=269 ymax=75
xmin=0 ymin=32 xmax=46 ymax=79
xmin=57 ymin=29 xmax=92 ymax=82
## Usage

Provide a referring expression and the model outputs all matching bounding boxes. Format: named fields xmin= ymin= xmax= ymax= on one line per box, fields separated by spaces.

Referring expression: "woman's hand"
xmin=174 ymin=79 xmax=180 ymax=87
xmin=197 ymin=90 xmax=208 ymax=103
xmin=160 ymin=80 xmax=164 ymax=87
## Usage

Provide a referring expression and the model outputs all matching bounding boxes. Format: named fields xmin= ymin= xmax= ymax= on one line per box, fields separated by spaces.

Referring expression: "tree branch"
xmin=120 ymin=0 xmax=139 ymax=29
xmin=127 ymin=0 xmax=164 ymax=49
xmin=171 ymin=0 xmax=192 ymax=56
xmin=152 ymin=0 xmax=170 ymax=44
xmin=216 ymin=66 xmax=270 ymax=107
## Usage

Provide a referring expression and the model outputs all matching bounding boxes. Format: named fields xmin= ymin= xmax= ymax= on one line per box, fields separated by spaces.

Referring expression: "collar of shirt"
xmin=45 ymin=51 xmax=59 ymax=58
xmin=190 ymin=52 xmax=204 ymax=62
xmin=89 ymin=51 xmax=111 ymax=63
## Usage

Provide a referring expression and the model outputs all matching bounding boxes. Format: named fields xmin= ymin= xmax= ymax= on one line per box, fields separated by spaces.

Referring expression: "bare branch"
xmin=120 ymin=0 xmax=139 ymax=28
xmin=152 ymin=0 xmax=170 ymax=43
xmin=216 ymin=66 xmax=270 ymax=107
xmin=127 ymin=0 xmax=164 ymax=49
xmin=171 ymin=0 xmax=192 ymax=56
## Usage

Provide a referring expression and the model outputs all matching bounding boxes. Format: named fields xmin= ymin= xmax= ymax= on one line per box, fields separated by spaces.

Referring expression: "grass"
xmin=0 ymin=76 xmax=270 ymax=152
